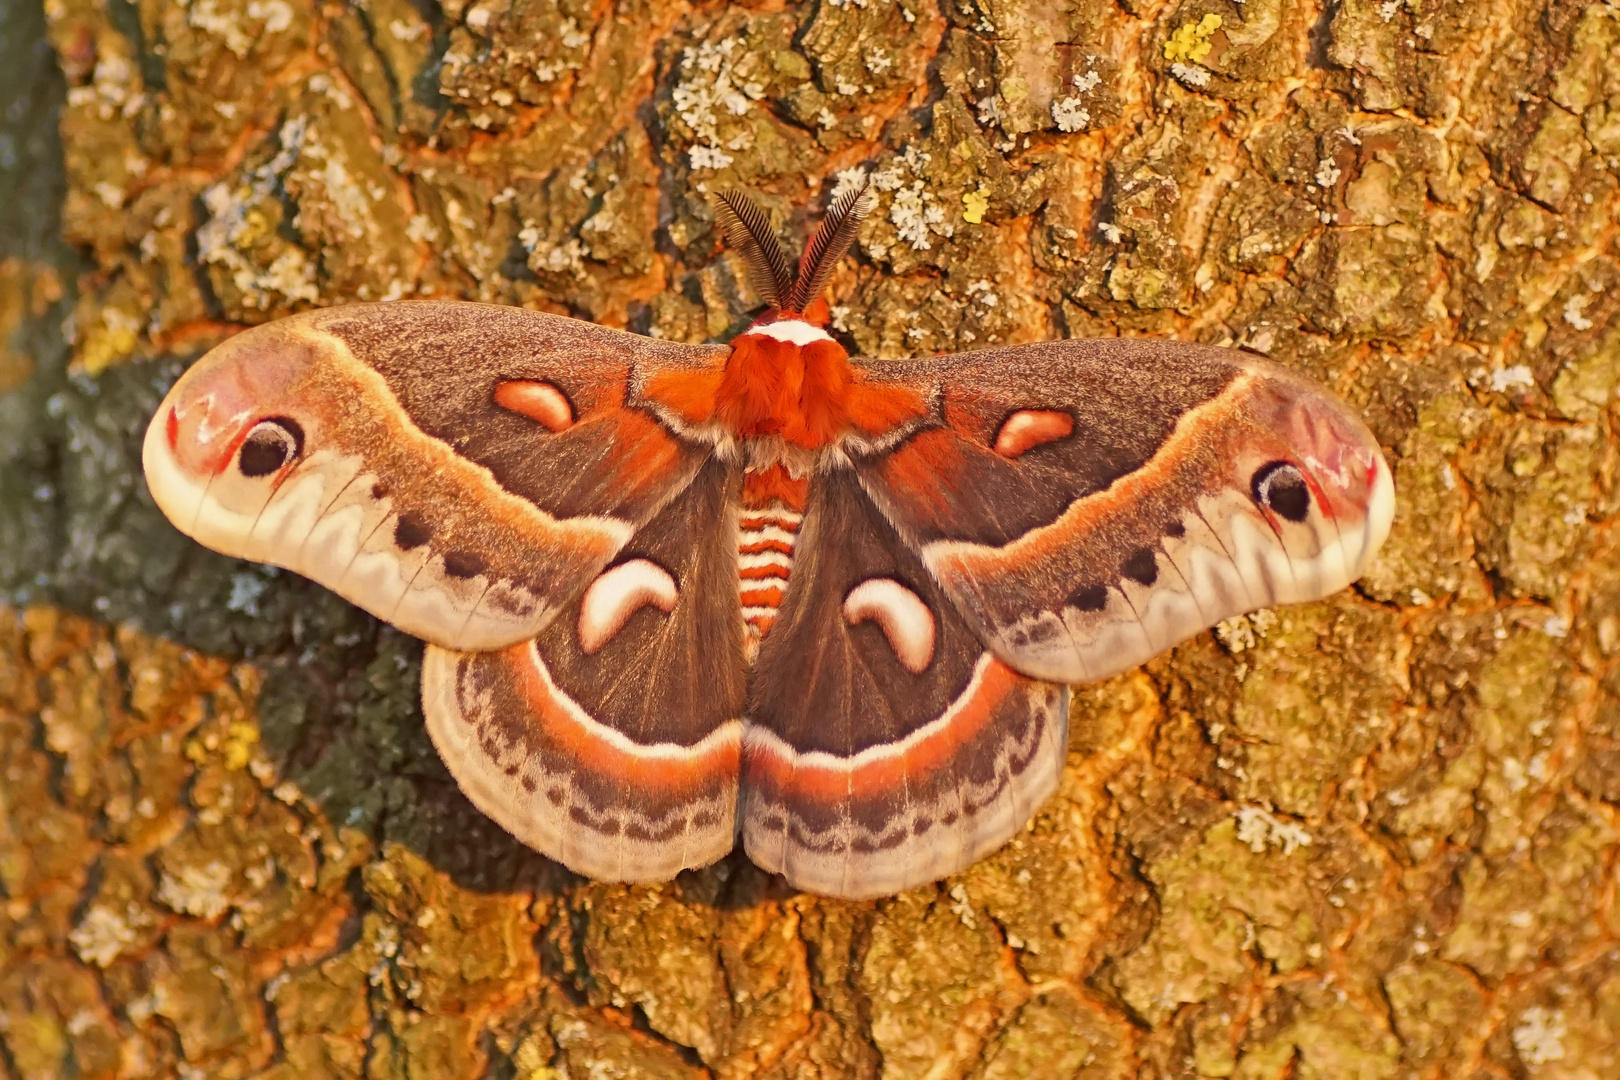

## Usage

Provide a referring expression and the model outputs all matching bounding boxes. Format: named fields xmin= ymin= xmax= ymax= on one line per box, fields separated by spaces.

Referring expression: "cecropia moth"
xmin=143 ymin=183 xmax=1394 ymax=899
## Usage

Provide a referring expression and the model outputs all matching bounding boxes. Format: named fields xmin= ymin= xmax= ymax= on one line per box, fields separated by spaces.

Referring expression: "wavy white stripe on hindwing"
xmin=740 ymin=468 xmax=1068 ymax=899
xmin=421 ymin=455 xmax=748 ymax=883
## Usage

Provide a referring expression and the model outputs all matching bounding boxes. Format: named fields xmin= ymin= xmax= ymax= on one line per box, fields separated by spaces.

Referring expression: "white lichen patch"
xmin=889 ymin=182 xmax=946 ymax=250
xmin=1170 ymin=62 xmax=1211 ymax=88
xmin=68 ymin=51 xmax=146 ymax=121
xmin=1314 ymin=158 xmax=1343 ymax=188
xmin=975 ymin=95 xmax=1006 ymax=129
xmin=1052 ymin=69 xmax=1099 ymax=133
xmin=196 ymin=116 xmax=321 ymax=310
xmin=70 ymin=906 xmax=144 ymax=967
xmin=1051 ymin=97 xmax=1090 ymax=132
xmin=965 ymin=279 xmax=998 ymax=308
xmin=947 ymin=884 xmax=978 ymax=928
xmin=406 ymin=214 xmax=439 ymax=243
xmin=865 ymin=146 xmax=953 ymax=254
xmin=1215 ymin=609 xmax=1278 ymax=654
xmin=225 ymin=572 xmax=267 ymax=615
xmin=1512 ymin=1006 xmax=1567 ymax=1065
xmin=1489 ymin=365 xmax=1536 ymax=392
xmin=531 ymin=18 xmax=590 ymax=82
xmin=672 ymin=37 xmax=766 ymax=171
xmin=390 ymin=17 xmax=428 ymax=41
xmin=1234 ymin=805 xmax=1313 ymax=855
xmin=157 ymin=861 xmax=235 ymax=920
xmin=1562 ymin=293 xmax=1594 ymax=330
xmin=831 ymin=167 xmax=869 ymax=202
xmin=188 ymin=0 xmax=296 ymax=59
xmin=523 ymin=233 xmax=587 ymax=279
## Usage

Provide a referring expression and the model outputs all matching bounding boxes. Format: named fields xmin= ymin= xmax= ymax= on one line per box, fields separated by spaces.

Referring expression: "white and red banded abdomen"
xmin=738 ymin=505 xmax=800 ymax=656
xmin=738 ymin=465 xmax=809 ymax=658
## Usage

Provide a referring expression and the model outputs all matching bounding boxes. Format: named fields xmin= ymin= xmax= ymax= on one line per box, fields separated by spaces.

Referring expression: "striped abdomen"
xmin=739 ymin=465 xmax=808 ymax=660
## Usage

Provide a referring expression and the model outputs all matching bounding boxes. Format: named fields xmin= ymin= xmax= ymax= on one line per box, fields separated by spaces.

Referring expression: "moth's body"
xmin=143 ymin=187 xmax=1394 ymax=898
xmin=695 ymin=310 xmax=919 ymax=656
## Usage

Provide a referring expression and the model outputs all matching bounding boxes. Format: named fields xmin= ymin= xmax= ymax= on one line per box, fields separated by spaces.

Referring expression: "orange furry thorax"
xmin=711 ymin=329 xmax=927 ymax=450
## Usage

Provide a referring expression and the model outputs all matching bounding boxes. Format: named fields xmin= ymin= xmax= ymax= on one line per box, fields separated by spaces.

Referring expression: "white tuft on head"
xmin=744 ymin=320 xmax=834 ymax=347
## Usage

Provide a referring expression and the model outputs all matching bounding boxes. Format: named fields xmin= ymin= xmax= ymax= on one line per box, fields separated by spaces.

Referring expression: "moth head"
xmin=143 ymin=319 xmax=330 ymax=546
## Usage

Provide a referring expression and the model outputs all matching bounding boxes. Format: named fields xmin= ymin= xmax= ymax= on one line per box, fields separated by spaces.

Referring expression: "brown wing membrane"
xmin=741 ymin=468 xmax=1069 ymax=899
xmin=847 ymin=339 xmax=1396 ymax=684
xmin=143 ymin=302 xmax=730 ymax=652
xmin=422 ymin=456 xmax=747 ymax=882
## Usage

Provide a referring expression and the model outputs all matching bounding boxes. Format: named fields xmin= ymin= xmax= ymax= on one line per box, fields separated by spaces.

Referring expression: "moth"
xmin=143 ymin=183 xmax=1393 ymax=899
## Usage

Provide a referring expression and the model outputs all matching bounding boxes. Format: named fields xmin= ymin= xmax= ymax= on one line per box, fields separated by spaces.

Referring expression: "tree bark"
xmin=3 ymin=0 xmax=1620 ymax=1076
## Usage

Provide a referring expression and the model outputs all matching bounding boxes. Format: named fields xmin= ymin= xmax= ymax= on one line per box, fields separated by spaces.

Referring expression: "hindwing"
xmin=741 ymin=469 xmax=1069 ymax=899
xmin=422 ymin=456 xmax=747 ymax=882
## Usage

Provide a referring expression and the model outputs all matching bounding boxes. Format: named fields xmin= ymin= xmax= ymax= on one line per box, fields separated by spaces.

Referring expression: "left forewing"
xmin=847 ymin=338 xmax=1395 ymax=685
xmin=143 ymin=302 xmax=731 ymax=651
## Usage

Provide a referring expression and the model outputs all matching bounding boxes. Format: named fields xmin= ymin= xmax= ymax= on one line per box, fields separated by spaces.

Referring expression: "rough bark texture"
xmin=2 ymin=0 xmax=1620 ymax=1076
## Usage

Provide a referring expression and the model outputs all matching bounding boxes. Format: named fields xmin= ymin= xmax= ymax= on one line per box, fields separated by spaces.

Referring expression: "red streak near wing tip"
xmin=165 ymin=406 xmax=179 ymax=449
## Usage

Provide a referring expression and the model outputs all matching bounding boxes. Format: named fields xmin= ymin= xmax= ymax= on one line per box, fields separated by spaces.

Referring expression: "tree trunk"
xmin=3 ymin=0 xmax=1619 ymax=1076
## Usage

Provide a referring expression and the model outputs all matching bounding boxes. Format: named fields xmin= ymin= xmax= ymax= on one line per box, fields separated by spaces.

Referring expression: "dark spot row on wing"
xmin=1066 ymin=540 xmax=1167 ymax=613
xmin=443 ymin=551 xmax=488 ymax=579
xmin=390 ymin=511 xmax=489 ymax=579
xmin=394 ymin=513 xmax=432 ymax=549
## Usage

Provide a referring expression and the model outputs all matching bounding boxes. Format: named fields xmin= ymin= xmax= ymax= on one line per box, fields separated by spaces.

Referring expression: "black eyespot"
xmin=1164 ymin=520 xmax=1187 ymax=539
xmin=237 ymin=418 xmax=303 ymax=477
xmin=1070 ymin=583 xmax=1109 ymax=612
xmin=1252 ymin=461 xmax=1311 ymax=522
xmin=1123 ymin=547 xmax=1159 ymax=586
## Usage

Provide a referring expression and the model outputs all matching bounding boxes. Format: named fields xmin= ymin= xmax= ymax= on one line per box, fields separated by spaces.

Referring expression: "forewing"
xmin=143 ymin=301 xmax=730 ymax=651
xmin=422 ymin=456 xmax=747 ymax=882
xmin=849 ymin=339 xmax=1396 ymax=684
xmin=741 ymin=468 xmax=1069 ymax=900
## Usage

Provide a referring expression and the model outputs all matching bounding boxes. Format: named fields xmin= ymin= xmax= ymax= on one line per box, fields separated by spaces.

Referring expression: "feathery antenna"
xmin=712 ymin=190 xmax=794 ymax=309
xmin=784 ymin=177 xmax=873 ymax=314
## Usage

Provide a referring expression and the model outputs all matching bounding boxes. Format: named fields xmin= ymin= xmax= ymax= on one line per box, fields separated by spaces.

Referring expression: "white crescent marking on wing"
xmin=577 ymin=558 xmax=679 ymax=654
xmin=842 ymin=577 xmax=936 ymax=674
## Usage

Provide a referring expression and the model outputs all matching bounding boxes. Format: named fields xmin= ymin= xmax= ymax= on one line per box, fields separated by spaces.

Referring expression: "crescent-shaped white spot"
xmin=578 ymin=558 xmax=678 ymax=654
xmin=843 ymin=577 xmax=936 ymax=674
xmin=494 ymin=380 xmax=574 ymax=432
xmin=993 ymin=409 xmax=1074 ymax=458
